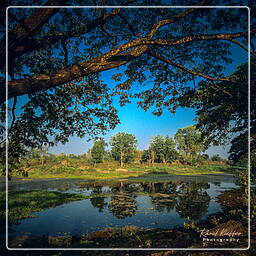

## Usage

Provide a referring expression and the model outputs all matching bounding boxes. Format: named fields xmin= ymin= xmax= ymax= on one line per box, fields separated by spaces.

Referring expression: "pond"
xmin=4 ymin=174 xmax=244 ymax=248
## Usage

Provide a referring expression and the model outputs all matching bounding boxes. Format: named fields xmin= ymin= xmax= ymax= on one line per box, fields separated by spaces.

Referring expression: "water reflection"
xmin=78 ymin=181 xmax=212 ymax=221
xmin=176 ymin=182 xmax=210 ymax=222
xmin=90 ymin=196 xmax=106 ymax=212
xmin=89 ymin=185 xmax=106 ymax=212
xmin=149 ymin=182 xmax=177 ymax=213
xmin=108 ymin=194 xmax=138 ymax=219
xmin=9 ymin=178 xmax=238 ymax=239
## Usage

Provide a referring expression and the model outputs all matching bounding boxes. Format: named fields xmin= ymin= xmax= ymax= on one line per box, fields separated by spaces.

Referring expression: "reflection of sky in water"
xmin=199 ymin=182 xmax=238 ymax=219
xmin=11 ymin=196 xmax=185 ymax=236
xmin=9 ymin=176 xmax=238 ymax=237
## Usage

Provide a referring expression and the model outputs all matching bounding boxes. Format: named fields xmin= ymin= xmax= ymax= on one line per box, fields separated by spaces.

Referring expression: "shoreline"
xmin=0 ymin=172 xmax=237 ymax=192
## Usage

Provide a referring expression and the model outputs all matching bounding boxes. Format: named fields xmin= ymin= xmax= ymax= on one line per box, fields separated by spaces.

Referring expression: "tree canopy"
xmin=174 ymin=125 xmax=206 ymax=163
xmin=149 ymin=135 xmax=178 ymax=163
xmin=91 ymin=138 xmax=107 ymax=164
xmin=110 ymin=132 xmax=137 ymax=167
xmin=0 ymin=0 xmax=254 ymax=167
xmin=190 ymin=60 xmax=255 ymax=173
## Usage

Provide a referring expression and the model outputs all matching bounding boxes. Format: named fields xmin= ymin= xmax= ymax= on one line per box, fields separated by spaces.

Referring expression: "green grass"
xmin=0 ymin=190 xmax=91 ymax=225
xmin=8 ymin=162 xmax=245 ymax=180
xmin=129 ymin=164 xmax=240 ymax=176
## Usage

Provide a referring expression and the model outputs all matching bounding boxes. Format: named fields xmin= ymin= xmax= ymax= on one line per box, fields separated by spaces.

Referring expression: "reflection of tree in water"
xmin=109 ymin=182 xmax=123 ymax=193
xmin=107 ymin=181 xmax=179 ymax=214
xmin=213 ymin=182 xmax=221 ymax=187
xmin=90 ymin=197 xmax=106 ymax=212
xmin=106 ymin=182 xmax=139 ymax=218
xmin=176 ymin=182 xmax=210 ymax=222
xmin=108 ymin=194 xmax=138 ymax=219
xmin=149 ymin=182 xmax=178 ymax=213
xmin=109 ymin=182 xmax=143 ymax=194
xmin=89 ymin=185 xmax=107 ymax=212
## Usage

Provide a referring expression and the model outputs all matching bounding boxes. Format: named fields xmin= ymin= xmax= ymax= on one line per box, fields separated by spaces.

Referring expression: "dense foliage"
xmin=91 ymin=138 xmax=107 ymax=164
xmin=110 ymin=132 xmax=137 ymax=167
xmin=174 ymin=125 xmax=206 ymax=164
xmin=182 ymin=61 xmax=255 ymax=176
xmin=142 ymin=135 xmax=178 ymax=164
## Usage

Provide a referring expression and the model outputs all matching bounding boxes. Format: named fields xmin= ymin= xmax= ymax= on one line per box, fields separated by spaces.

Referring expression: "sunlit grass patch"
xmin=12 ymin=163 xmax=245 ymax=180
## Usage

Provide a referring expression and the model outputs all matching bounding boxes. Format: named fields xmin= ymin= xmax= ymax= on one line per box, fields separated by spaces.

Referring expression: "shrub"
xmin=211 ymin=154 xmax=223 ymax=162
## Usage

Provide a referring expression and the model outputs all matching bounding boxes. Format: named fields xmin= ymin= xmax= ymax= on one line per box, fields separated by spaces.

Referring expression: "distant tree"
xmin=149 ymin=135 xmax=178 ymax=163
xmin=26 ymin=146 xmax=49 ymax=165
xmin=91 ymin=138 xmax=107 ymax=164
xmin=110 ymin=132 xmax=137 ymax=167
xmin=211 ymin=154 xmax=223 ymax=162
xmin=174 ymin=126 xmax=206 ymax=164
xmin=103 ymin=150 xmax=114 ymax=162
xmin=149 ymin=135 xmax=166 ymax=163
xmin=141 ymin=149 xmax=150 ymax=164
xmin=202 ymin=154 xmax=210 ymax=160
xmin=164 ymin=136 xmax=179 ymax=163
xmin=68 ymin=153 xmax=77 ymax=159
xmin=58 ymin=153 xmax=67 ymax=160
xmin=47 ymin=153 xmax=58 ymax=163
xmin=134 ymin=149 xmax=142 ymax=163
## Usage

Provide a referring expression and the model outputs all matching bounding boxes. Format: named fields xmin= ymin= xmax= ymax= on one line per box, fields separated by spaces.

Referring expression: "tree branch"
xmin=147 ymin=0 xmax=208 ymax=38
xmin=2 ymin=45 xmax=148 ymax=103
xmin=99 ymin=31 xmax=249 ymax=62
xmin=147 ymin=49 xmax=236 ymax=86
xmin=0 ymin=0 xmax=67 ymax=69
xmin=8 ymin=0 xmax=67 ymax=53
xmin=9 ymin=96 xmax=17 ymax=133
xmin=227 ymin=39 xmax=256 ymax=57
xmin=0 ymin=0 xmax=136 ymax=69
xmin=2 ymin=30 xmax=248 ymax=104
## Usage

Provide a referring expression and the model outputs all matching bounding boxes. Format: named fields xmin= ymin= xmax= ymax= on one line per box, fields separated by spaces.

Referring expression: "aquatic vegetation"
xmin=0 ymin=190 xmax=91 ymax=225
xmin=48 ymin=234 xmax=72 ymax=247
xmin=1 ymin=176 xmax=252 ymax=250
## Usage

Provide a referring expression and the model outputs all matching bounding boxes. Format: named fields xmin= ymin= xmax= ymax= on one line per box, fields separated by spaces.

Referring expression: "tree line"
xmin=89 ymin=125 xmax=222 ymax=167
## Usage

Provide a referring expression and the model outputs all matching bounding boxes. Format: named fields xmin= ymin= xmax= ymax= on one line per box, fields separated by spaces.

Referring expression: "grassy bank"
xmin=0 ymin=190 xmax=91 ymax=225
xmin=13 ymin=162 xmax=244 ymax=180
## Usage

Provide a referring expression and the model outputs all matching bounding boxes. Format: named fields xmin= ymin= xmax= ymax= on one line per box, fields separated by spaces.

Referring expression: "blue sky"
xmin=49 ymin=93 xmax=230 ymax=158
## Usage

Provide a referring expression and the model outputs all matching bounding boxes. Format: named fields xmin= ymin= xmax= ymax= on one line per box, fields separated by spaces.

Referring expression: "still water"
xmin=7 ymin=174 xmax=237 ymax=238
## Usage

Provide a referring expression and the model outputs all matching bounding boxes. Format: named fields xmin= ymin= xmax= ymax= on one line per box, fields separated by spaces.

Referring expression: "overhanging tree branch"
xmin=147 ymin=49 xmax=236 ymax=85
xmin=0 ymin=0 xmax=136 ymax=69
xmin=7 ymin=0 xmax=67 ymax=53
xmin=227 ymin=39 xmax=256 ymax=57
xmin=146 ymin=1 xmax=206 ymax=38
xmin=1 ymin=45 xmax=148 ymax=103
xmin=98 ymin=31 xmax=249 ymax=59
xmin=1 ymin=30 xmax=248 ymax=104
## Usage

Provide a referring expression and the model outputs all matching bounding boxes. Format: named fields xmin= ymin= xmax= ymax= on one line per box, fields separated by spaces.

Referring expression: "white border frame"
xmin=5 ymin=5 xmax=251 ymax=251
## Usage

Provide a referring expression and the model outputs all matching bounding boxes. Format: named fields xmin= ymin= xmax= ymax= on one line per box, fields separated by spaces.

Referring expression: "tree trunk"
xmin=120 ymin=151 xmax=124 ymax=167
xmin=40 ymin=156 xmax=44 ymax=166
